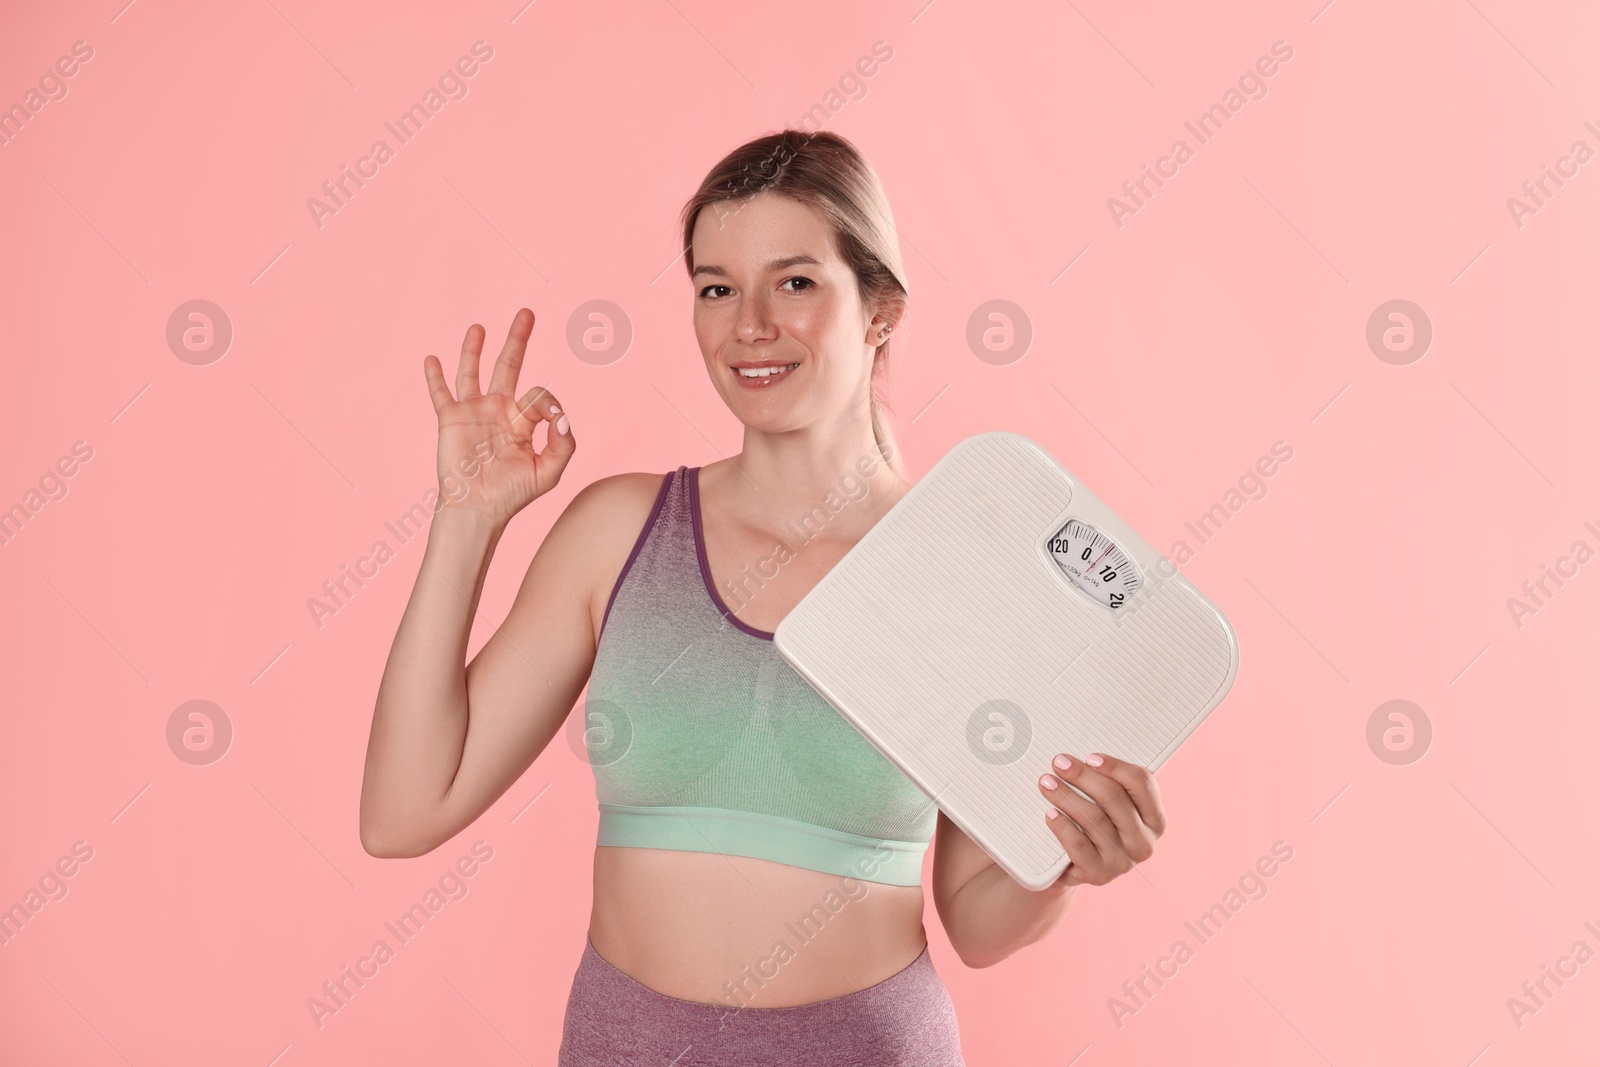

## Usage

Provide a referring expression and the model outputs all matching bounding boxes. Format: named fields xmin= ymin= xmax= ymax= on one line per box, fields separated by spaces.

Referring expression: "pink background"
xmin=3 ymin=0 xmax=1598 ymax=1063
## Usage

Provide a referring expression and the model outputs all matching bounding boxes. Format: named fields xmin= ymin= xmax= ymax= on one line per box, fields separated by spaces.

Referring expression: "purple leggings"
xmin=557 ymin=934 xmax=966 ymax=1066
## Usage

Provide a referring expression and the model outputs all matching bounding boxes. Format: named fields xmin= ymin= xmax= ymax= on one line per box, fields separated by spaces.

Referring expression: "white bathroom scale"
xmin=772 ymin=431 xmax=1239 ymax=891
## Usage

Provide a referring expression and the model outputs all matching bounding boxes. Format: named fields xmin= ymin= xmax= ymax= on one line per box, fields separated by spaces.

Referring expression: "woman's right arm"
xmin=359 ymin=307 xmax=591 ymax=858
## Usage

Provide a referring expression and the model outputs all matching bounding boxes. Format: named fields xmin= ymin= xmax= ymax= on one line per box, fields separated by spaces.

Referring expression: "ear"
xmin=868 ymin=295 xmax=907 ymax=343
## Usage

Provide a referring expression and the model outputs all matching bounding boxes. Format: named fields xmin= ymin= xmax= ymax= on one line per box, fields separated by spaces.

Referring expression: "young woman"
xmin=359 ymin=130 xmax=1166 ymax=1065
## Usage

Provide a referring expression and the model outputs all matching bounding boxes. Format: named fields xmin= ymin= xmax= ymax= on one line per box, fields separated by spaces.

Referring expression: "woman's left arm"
xmin=932 ymin=752 xmax=1166 ymax=969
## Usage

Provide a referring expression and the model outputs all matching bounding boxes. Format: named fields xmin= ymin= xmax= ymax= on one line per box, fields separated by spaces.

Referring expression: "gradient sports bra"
xmin=582 ymin=465 xmax=937 ymax=887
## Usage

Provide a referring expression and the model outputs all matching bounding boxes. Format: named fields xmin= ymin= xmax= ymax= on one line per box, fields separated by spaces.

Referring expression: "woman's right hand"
xmin=423 ymin=307 xmax=574 ymax=527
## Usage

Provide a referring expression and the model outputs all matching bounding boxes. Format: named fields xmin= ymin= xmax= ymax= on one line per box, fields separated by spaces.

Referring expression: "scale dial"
xmin=1047 ymin=519 xmax=1143 ymax=610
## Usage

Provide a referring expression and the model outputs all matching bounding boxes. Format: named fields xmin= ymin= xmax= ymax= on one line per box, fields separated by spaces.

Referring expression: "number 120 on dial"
xmin=1047 ymin=519 xmax=1143 ymax=609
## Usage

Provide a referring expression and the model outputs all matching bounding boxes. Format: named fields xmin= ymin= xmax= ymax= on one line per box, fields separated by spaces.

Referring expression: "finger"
xmin=422 ymin=354 xmax=456 ymax=415
xmin=1045 ymin=754 xmax=1143 ymax=842
xmin=1038 ymin=765 xmax=1149 ymax=871
xmin=1038 ymin=770 xmax=1117 ymax=849
xmin=532 ymin=392 xmax=577 ymax=478
xmin=456 ymin=322 xmax=486 ymax=400
xmin=487 ymin=307 xmax=535 ymax=398
xmin=509 ymin=382 xmax=576 ymax=468
xmin=535 ymin=410 xmax=576 ymax=495
xmin=1043 ymin=804 xmax=1102 ymax=884
xmin=509 ymin=379 xmax=557 ymax=431
xmin=1076 ymin=752 xmax=1166 ymax=837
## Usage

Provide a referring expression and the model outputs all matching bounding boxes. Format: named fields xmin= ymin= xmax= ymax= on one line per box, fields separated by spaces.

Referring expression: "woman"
xmin=359 ymin=129 xmax=1166 ymax=1065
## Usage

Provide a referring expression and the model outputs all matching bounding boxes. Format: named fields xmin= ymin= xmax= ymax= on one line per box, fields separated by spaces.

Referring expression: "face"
xmin=689 ymin=191 xmax=889 ymax=435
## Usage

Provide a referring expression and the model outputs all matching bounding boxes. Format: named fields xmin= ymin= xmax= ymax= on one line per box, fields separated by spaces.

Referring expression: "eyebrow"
xmin=690 ymin=254 xmax=823 ymax=279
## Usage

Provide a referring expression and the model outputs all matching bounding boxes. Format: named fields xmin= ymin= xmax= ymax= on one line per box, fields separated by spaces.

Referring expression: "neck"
xmin=706 ymin=433 xmax=911 ymax=544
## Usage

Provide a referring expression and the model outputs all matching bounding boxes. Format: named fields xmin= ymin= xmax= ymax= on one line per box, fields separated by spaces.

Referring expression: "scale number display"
xmin=1047 ymin=519 xmax=1143 ymax=610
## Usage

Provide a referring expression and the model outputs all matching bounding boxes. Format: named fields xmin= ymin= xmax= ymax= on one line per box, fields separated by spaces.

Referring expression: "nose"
xmin=735 ymin=291 xmax=775 ymax=342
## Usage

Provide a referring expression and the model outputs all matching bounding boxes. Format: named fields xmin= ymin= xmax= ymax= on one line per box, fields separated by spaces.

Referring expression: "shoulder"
xmin=552 ymin=470 xmax=676 ymax=634
xmin=562 ymin=469 xmax=673 ymax=531
xmin=550 ymin=470 xmax=674 ymax=557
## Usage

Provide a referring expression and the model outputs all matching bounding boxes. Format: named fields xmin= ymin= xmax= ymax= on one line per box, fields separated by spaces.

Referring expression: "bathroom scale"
xmin=772 ymin=431 xmax=1239 ymax=891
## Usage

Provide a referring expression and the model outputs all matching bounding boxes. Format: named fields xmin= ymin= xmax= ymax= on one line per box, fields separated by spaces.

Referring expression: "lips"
xmin=731 ymin=361 xmax=800 ymax=388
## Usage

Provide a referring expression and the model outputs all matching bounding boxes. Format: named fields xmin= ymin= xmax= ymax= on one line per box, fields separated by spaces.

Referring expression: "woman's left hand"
xmin=1037 ymin=752 xmax=1166 ymax=889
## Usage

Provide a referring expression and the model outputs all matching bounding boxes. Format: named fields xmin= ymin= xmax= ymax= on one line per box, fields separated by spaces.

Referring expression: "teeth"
xmin=736 ymin=363 xmax=799 ymax=378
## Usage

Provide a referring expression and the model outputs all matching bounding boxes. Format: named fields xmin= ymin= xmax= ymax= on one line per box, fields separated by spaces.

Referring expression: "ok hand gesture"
xmin=423 ymin=307 xmax=573 ymax=527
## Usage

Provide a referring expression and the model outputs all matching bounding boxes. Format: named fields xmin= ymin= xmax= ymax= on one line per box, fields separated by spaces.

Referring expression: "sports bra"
xmin=582 ymin=465 xmax=937 ymax=887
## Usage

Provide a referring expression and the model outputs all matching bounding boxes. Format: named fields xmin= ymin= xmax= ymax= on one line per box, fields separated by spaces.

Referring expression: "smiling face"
xmin=690 ymin=191 xmax=889 ymax=437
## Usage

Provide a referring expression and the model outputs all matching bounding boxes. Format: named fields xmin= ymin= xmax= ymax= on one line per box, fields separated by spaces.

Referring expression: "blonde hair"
xmin=680 ymin=129 xmax=909 ymax=478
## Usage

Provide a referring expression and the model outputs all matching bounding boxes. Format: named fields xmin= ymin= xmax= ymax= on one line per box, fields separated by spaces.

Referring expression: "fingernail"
xmin=1053 ymin=754 xmax=1072 ymax=772
xmin=1086 ymin=754 xmax=1104 ymax=767
xmin=550 ymin=404 xmax=561 ymax=414
xmin=1040 ymin=774 xmax=1059 ymax=790
xmin=556 ymin=414 xmax=569 ymax=435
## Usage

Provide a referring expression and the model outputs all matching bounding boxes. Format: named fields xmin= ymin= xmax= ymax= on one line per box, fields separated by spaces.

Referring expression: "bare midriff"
xmin=587 ymin=845 xmax=929 ymax=1008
